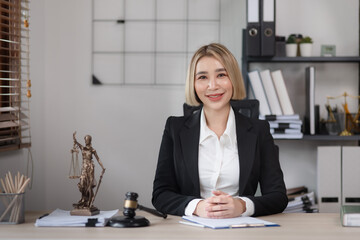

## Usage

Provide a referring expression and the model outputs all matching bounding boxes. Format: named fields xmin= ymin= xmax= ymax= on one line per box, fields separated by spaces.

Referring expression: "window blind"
xmin=0 ymin=0 xmax=31 ymax=152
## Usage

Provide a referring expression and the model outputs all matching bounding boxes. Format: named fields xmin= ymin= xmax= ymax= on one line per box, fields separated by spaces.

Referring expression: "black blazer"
xmin=152 ymin=107 xmax=288 ymax=217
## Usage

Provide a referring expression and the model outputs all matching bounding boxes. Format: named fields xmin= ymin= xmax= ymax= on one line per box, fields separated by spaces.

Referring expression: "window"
xmin=92 ymin=0 xmax=221 ymax=86
xmin=0 ymin=0 xmax=31 ymax=152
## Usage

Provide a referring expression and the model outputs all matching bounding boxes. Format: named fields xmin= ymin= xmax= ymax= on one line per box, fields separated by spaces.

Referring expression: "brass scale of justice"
xmin=325 ymin=92 xmax=360 ymax=136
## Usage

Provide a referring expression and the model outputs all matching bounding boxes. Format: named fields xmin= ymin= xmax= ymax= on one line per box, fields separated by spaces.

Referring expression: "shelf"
xmin=244 ymin=56 xmax=360 ymax=63
xmin=274 ymin=135 xmax=360 ymax=141
xmin=241 ymin=30 xmax=360 ymax=144
xmin=303 ymin=134 xmax=360 ymax=141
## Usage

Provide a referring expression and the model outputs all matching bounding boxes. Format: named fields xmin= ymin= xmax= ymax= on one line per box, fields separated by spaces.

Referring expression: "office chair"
xmin=183 ymin=99 xmax=259 ymax=119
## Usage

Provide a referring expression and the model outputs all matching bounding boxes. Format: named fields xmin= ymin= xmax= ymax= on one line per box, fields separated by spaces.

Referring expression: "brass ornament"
xmin=326 ymin=92 xmax=360 ymax=136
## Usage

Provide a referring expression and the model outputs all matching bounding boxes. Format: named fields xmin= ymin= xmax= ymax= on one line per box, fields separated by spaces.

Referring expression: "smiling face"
xmin=194 ymin=56 xmax=233 ymax=112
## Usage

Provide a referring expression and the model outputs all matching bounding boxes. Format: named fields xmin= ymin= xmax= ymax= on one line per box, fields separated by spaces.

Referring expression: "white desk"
xmin=1 ymin=211 xmax=360 ymax=239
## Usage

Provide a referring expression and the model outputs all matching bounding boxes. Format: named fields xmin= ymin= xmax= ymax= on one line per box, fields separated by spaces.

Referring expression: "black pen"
xmin=38 ymin=213 xmax=49 ymax=219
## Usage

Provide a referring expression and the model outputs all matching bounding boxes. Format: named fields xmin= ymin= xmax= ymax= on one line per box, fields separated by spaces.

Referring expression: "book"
xmin=271 ymin=132 xmax=303 ymax=139
xmin=182 ymin=215 xmax=279 ymax=229
xmin=269 ymin=122 xmax=302 ymax=130
xmin=260 ymin=70 xmax=282 ymax=115
xmin=270 ymin=128 xmax=301 ymax=134
xmin=341 ymin=205 xmax=360 ymax=227
xmin=268 ymin=119 xmax=302 ymax=125
xmin=271 ymin=70 xmax=294 ymax=115
xmin=260 ymin=114 xmax=300 ymax=121
xmin=304 ymin=66 xmax=316 ymax=135
xmin=262 ymin=113 xmax=303 ymax=138
xmin=248 ymin=70 xmax=271 ymax=116
xmin=267 ymin=115 xmax=303 ymax=138
xmin=35 ymin=209 xmax=118 ymax=227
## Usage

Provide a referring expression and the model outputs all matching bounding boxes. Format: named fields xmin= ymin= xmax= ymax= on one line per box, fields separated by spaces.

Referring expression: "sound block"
xmin=108 ymin=216 xmax=150 ymax=228
xmin=70 ymin=206 xmax=100 ymax=216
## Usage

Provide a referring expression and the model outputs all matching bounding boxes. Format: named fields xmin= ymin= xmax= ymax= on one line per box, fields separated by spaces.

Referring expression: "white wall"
xmin=271 ymin=0 xmax=359 ymax=192
xmin=0 ymin=0 xmax=358 ymax=211
xmin=0 ymin=0 xmax=244 ymax=211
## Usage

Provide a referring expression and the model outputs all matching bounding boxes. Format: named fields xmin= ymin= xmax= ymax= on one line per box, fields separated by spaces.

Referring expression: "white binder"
xmin=248 ymin=70 xmax=271 ymax=116
xmin=271 ymin=70 xmax=294 ymax=115
xmin=260 ymin=69 xmax=282 ymax=115
xmin=317 ymin=146 xmax=341 ymax=213
xmin=342 ymin=147 xmax=360 ymax=206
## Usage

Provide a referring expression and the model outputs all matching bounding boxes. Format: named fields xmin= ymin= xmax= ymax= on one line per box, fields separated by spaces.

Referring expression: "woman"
xmin=152 ymin=43 xmax=287 ymax=218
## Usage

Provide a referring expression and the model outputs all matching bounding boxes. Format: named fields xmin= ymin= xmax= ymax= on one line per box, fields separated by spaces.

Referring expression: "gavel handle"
xmin=138 ymin=204 xmax=167 ymax=219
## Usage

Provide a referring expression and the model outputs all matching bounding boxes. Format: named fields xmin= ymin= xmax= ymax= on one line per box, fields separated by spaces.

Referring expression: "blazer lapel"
xmin=235 ymin=111 xmax=257 ymax=195
xmin=179 ymin=111 xmax=201 ymax=196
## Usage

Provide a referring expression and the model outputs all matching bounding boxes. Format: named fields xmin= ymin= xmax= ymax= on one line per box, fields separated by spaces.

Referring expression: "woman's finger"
xmin=211 ymin=190 xmax=228 ymax=196
xmin=206 ymin=203 xmax=230 ymax=212
xmin=206 ymin=194 xmax=232 ymax=204
xmin=207 ymin=209 xmax=232 ymax=218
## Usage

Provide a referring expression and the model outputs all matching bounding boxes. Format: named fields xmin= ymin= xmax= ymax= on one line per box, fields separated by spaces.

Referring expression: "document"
xmin=271 ymin=132 xmax=303 ymax=139
xmin=35 ymin=209 xmax=118 ymax=227
xmin=260 ymin=114 xmax=300 ymax=121
xmin=284 ymin=191 xmax=318 ymax=213
xmin=268 ymin=122 xmax=301 ymax=130
xmin=182 ymin=215 xmax=279 ymax=229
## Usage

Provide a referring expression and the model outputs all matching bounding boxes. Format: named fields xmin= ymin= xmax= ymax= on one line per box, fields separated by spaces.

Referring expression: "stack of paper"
xmin=260 ymin=115 xmax=303 ymax=139
xmin=35 ymin=209 xmax=118 ymax=227
xmin=284 ymin=192 xmax=318 ymax=213
xmin=181 ymin=215 xmax=279 ymax=229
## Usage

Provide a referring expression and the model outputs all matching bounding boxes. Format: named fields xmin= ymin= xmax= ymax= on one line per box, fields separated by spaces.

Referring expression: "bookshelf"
xmin=244 ymin=56 xmax=360 ymax=63
xmin=241 ymin=31 xmax=360 ymax=141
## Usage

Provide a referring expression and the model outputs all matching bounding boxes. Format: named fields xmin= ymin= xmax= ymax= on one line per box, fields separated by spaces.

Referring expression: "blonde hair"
xmin=185 ymin=43 xmax=246 ymax=106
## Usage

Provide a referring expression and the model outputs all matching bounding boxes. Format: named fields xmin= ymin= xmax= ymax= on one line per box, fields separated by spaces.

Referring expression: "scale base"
xmin=70 ymin=206 xmax=100 ymax=216
xmin=108 ymin=216 xmax=150 ymax=228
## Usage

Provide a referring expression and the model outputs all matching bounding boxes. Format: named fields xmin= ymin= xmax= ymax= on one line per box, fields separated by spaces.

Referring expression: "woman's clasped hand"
xmin=194 ymin=190 xmax=246 ymax=218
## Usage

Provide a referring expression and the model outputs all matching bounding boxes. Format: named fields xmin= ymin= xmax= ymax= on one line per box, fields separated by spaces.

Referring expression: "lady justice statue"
xmin=70 ymin=131 xmax=106 ymax=216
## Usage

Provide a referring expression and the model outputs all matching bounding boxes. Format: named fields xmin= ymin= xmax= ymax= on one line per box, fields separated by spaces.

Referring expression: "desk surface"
xmin=1 ymin=211 xmax=360 ymax=240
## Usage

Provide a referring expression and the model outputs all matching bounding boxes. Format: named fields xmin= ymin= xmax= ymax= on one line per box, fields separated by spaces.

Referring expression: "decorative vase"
xmin=286 ymin=44 xmax=297 ymax=57
xmin=300 ymin=43 xmax=313 ymax=57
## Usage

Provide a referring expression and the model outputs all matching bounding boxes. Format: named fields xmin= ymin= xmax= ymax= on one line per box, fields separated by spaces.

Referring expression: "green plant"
xmin=286 ymin=35 xmax=296 ymax=44
xmin=301 ymin=36 xmax=313 ymax=44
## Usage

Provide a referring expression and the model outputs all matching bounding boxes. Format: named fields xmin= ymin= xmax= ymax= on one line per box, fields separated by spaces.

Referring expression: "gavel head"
xmin=123 ymin=192 xmax=138 ymax=218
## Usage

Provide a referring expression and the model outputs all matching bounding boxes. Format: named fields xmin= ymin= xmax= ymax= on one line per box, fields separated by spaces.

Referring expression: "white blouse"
xmin=184 ymin=108 xmax=254 ymax=216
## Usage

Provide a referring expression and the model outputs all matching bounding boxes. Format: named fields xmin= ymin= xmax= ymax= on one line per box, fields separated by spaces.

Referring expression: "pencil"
xmin=0 ymin=172 xmax=31 ymax=223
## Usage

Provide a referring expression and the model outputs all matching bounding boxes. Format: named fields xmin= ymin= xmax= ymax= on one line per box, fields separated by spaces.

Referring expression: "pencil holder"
xmin=0 ymin=192 xmax=25 ymax=224
xmin=325 ymin=112 xmax=344 ymax=136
